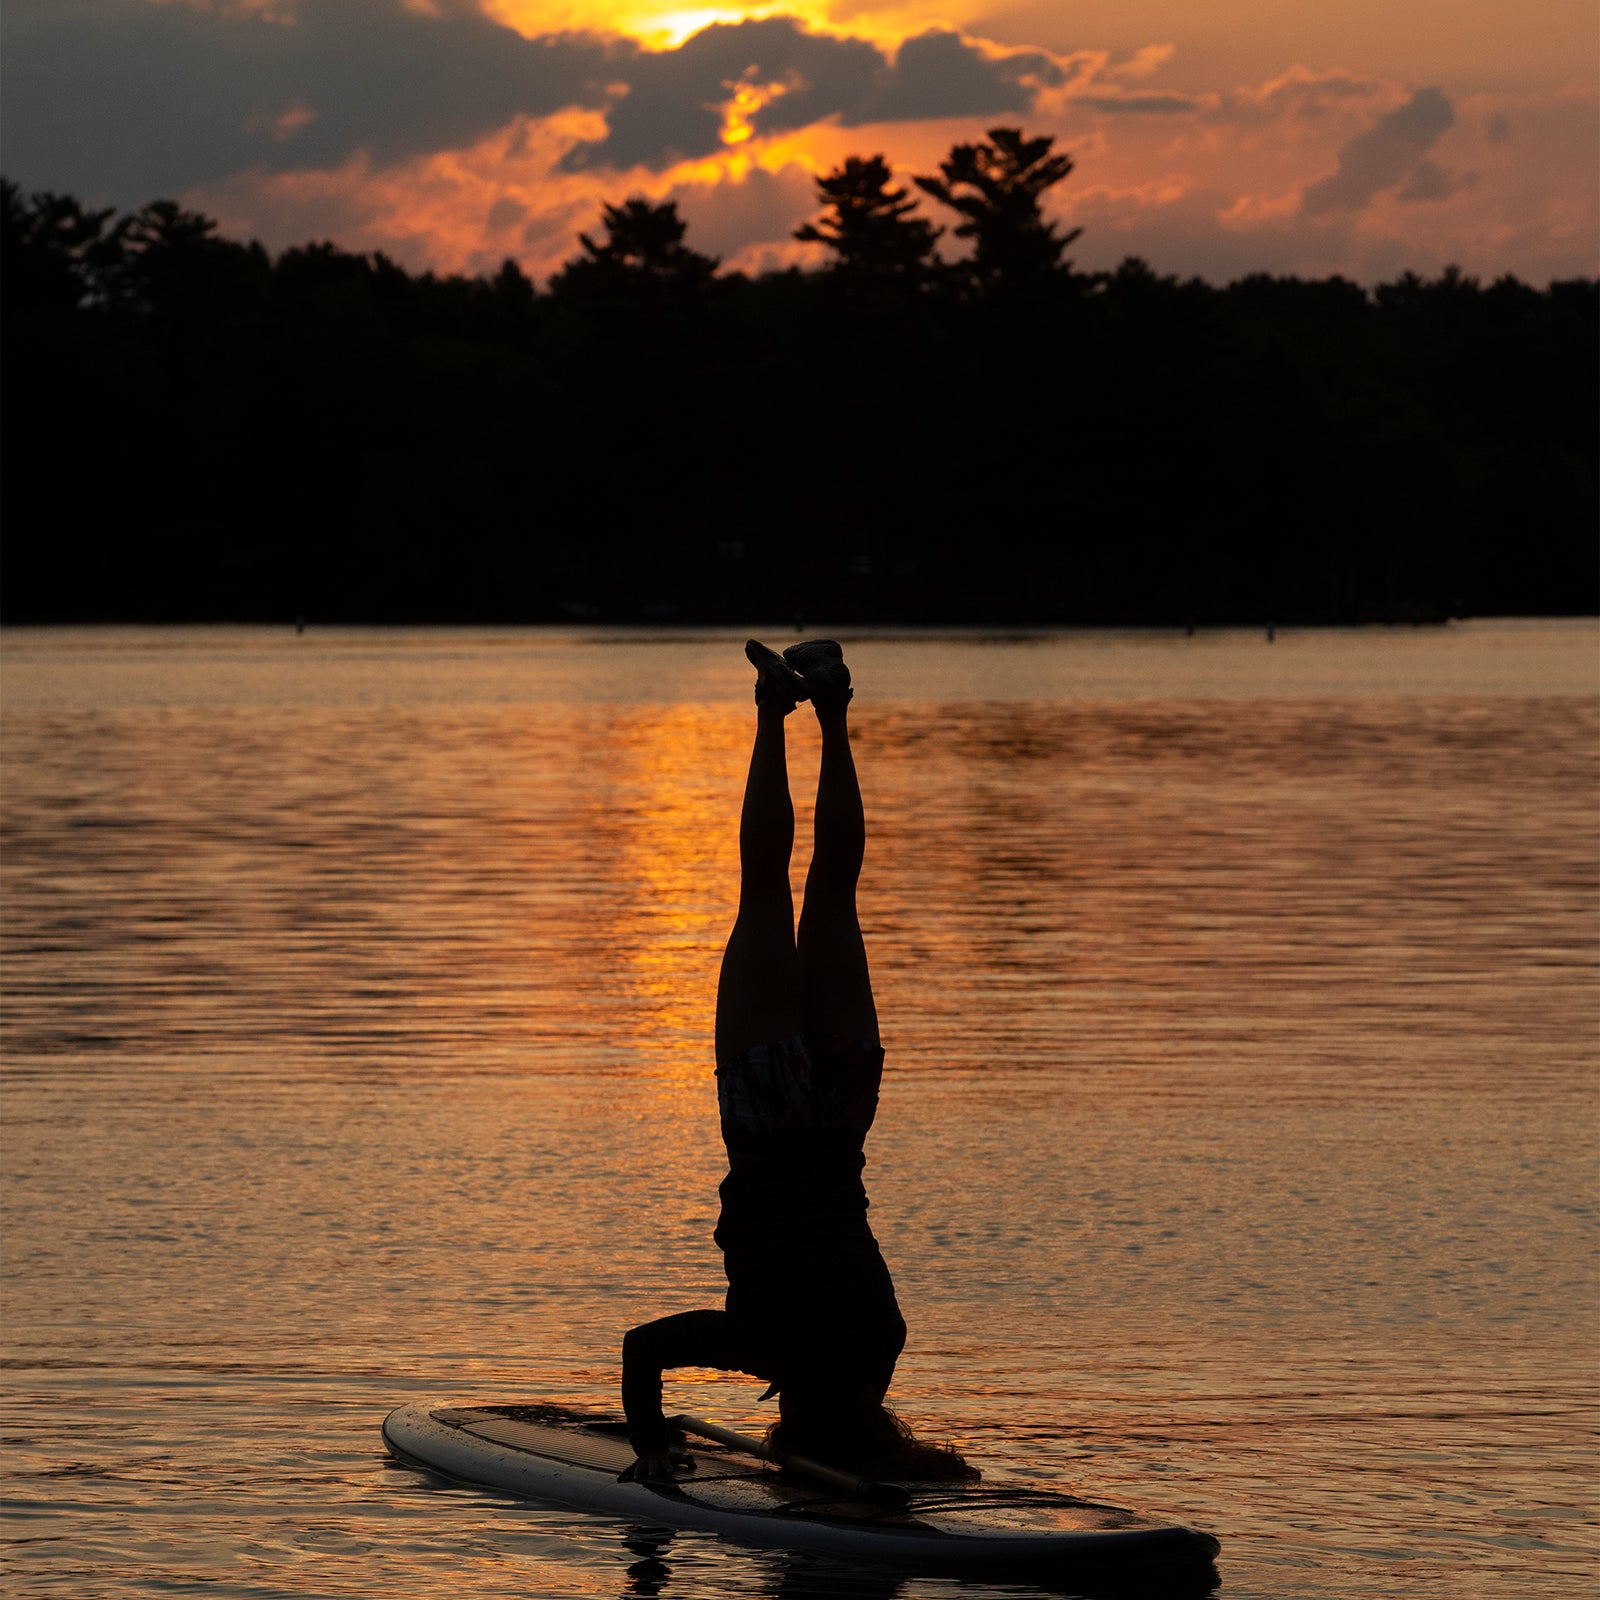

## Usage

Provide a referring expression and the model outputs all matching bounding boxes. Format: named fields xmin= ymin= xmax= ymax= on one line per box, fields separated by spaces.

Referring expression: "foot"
xmin=782 ymin=639 xmax=853 ymax=712
xmin=745 ymin=639 xmax=810 ymax=712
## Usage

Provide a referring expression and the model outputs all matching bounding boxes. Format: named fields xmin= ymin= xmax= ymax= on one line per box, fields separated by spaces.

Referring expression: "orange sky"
xmin=4 ymin=0 xmax=1595 ymax=282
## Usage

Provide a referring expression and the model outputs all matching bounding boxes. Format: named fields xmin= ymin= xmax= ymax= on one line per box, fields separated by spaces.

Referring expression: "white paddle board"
xmin=382 ymin=1401 xmax=1220 ymax=1586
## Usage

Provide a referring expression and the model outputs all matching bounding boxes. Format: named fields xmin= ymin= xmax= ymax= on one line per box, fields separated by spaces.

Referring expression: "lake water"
xmin=2 ymin=621 xmax=1596 ymax=1600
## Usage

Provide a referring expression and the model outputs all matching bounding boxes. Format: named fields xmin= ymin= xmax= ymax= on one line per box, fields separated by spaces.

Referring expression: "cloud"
xmin=1396 ymin=158 xmax=1474 ymax=203
xmin=1198 ymin=64 xmax=1387 ymax=137
xmin=0 ymin=0 xmax=622 ymax=202
xmin=559 ymin=17 xmax=879 ymax=170
xmin=1052 ymin=77 xmax=1593 ymax=285
xmin=873 ymin=29 xmax=1062 ymax=121
xmin=487 ymin=195 xmax=529 ymax=230
xmin=1109 ymin=44 xmax=1176 ymax=82
xmin=1301 ymin=87 xmax=1455 ymax=214
xmin=2 ymin=1 xmax=1065 ymax=199
xmin=561 ymin=21 xmax=1063 ymax=170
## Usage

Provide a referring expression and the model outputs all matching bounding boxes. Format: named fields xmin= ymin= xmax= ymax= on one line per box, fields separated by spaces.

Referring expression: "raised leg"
xmin=797 ymin=705 xmax=879 ymax=1045
xmin=715 ymin=705 xmax=805 ymax=1063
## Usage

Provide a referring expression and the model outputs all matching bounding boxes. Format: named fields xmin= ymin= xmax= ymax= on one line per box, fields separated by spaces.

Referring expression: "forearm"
xmin=621 ymin=1309 xmax=748 ymax=1455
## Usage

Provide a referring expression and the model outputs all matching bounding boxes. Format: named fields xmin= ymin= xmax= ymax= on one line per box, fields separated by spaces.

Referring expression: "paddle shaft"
xmin=669 ymin=1413 xmax=911 ymax=1510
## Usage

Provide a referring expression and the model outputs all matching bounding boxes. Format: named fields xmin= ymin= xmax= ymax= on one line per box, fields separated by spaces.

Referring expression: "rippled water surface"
xmin=3 ymin=622 xmax=1596 ymax=1599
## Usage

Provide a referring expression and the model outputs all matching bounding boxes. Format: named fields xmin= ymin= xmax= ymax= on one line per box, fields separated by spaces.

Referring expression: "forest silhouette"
xmin=4 ymin=128 xmax=1595 ymax=626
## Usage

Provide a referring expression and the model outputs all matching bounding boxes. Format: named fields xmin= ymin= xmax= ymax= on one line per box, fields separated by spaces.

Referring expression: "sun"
xmin=481 ymin=0 xmax=965 ymax=52
xmin=639 ymin=6 xmax=750 ymax=46
xmin=482 ymin=0 xmax=805 ymax=48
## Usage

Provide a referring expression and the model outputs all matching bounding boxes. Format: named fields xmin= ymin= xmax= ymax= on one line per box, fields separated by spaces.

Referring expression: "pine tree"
xmin=914 ymin=128 xmax=1080 ymax=290
xmin=550 ymin=198 xmax=717 ymax=305
xmin=794 ymin=155 xmax=941 ymax=285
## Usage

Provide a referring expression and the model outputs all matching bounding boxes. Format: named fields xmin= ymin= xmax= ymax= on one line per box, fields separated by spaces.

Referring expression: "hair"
xmin=767 ymin=1397 xmax=980 ymax=1483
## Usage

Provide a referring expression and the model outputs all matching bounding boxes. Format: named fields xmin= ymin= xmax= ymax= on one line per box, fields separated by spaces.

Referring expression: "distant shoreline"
xmin=8 ymin=190 xmax=1595 ymax=632
xmin=4 ymin=613 xmax=1596 ymax=636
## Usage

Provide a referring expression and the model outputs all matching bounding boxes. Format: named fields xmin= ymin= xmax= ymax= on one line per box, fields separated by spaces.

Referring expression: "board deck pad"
xmin=432 ymin=1411 xmax=636 ymax=1475
xmin=383 ymin=1401 xmax=1221 ymax=1587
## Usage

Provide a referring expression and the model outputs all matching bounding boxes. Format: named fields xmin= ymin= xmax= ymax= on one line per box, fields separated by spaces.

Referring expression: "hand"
xmin=618 ymin=1449 xmax=695 ymax=1483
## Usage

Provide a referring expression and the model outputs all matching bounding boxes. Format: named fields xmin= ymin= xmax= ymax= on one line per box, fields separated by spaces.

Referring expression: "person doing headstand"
xmin=619 ymin=639 xmax=974 ymax=1485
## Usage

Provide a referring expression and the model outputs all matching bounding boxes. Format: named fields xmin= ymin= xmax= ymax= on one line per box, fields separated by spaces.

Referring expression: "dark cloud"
xmin=2 ymin=2 xmax=1061 ymax=201
xmin=562 ymin=21 xmax=1057 ymax=171
xmin=0 ymin=0 xmax=620 ymax=203
xmin=1396 ymin=159 xmax=1476 ymax=202
xmin=1487 ymin=113 xmax=1512 ymax=145
xmin=487 ymin=196 xmax=529 ymax=232
xmin=561 ymin=17 xmax=881 ymax=171
xmin=1301 ymin=87 xmax=1455 ymax=214
xmin=869 ymin=29 xmax=1060 ymax=123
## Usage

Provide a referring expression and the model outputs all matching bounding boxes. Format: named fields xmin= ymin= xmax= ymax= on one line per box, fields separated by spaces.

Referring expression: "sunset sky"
xmin=4 ymin=0 xmax=1595 ymax=284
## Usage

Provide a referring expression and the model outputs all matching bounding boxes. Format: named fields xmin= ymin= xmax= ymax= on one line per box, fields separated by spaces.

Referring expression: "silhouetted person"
xmin=619 ymin=640 xmax=974 ymax=1484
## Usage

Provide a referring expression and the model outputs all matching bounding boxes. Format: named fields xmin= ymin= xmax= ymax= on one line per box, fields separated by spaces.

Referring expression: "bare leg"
xmin=797 ymin=704 xmax=879 ymax=1045
xmin=716 ymin=705 xmax=805 ymax=1062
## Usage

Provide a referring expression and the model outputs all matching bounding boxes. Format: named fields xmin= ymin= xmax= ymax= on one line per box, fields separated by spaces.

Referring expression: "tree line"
xmin=3 ymin=128 xmax=1595 ymax=626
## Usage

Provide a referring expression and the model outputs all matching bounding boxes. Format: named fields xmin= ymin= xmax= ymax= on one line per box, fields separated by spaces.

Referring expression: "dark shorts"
xmin=715 ymin=1033 xmax=885 ymax=1150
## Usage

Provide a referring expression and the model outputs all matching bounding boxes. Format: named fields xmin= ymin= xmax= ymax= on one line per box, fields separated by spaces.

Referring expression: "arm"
xmin=620 ymin=1309 xmax=753 ymax=1478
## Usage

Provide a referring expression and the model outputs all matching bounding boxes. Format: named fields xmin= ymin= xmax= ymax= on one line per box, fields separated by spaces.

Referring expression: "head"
xmin=768 ymin=1385 xmax=979 ymax=1483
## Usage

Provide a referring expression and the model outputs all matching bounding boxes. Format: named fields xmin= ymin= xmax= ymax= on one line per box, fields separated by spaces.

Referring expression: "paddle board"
xmin=382 ymin=1401 xmax=1220 ymax=1586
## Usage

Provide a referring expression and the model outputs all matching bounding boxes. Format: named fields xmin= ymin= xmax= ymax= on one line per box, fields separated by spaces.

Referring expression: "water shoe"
xmin=745 ymin=639 xmax=811 ymax=712
xmin=782 ymin=639 xmax=853 ymax=711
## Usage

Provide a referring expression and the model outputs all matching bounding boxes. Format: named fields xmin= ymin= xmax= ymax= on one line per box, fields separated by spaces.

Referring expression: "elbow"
xmin=621 ymin=1324 xmax=656 ymax=1373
